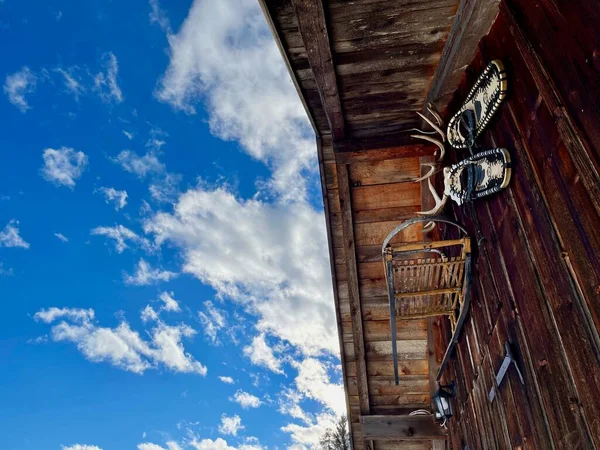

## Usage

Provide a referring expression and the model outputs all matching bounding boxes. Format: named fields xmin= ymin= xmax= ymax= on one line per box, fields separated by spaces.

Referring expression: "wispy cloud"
xmin=159 ymin=291 xmax=180 ymax=312
xmin=138 ymin=443 xmax=182 ymax=450
xmin=124 ymin=259 xmax=177 ymax=286
xmin=91 ymin=225 xmax=150 ymax=254
xmin=54 ymin=232 xmax=69 ymax=243
xmin=144 ymin=185 xmax=336 ymax=356
xmin=153 ymin=0 xmax=315 ymax=201
xmin=34 ymin=307 xmax=207 ymax=375
xmin=218 ymin=414 xmax=244 ymax=436
xmin=96 ymin=186 xmax=128 ymax=210
xmin=218 ymin=376 xmax=234 ymax=384
xmin=0 ymin=220 xmax=30 ymax=249
xmin=4 ymin=67 xmax=37 ymax=112
xmin=55 ymin=67 xmax=86 ymax=100
xmin=62 ymin=445 xmax=103 ymax=450
xmin=230 ymin=389 xmax=262 ymax=409
xmin=93 ymin=52 xmax=123 ymax=104
xmin=112 ymin=150 xmax=165 ymax=178
xmin=41 ymin=147 xmax=88 ymax=188
xmin=243 ymin=333 xmax=283 ymax=374
xmin=198 ymin=301 xmax=227 ymax=344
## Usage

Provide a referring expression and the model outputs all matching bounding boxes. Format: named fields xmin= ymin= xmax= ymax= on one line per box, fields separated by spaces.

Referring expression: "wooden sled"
xmin=382 ymin=217 xmax=472 ymax=383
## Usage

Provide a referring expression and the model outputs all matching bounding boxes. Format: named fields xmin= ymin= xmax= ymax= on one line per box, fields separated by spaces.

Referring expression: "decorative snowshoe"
xmin=418 ymin=148 xmax=512 ymax=216
xmin=444 ymin=148 xmax=512 ymax=205
xmin=447 ymin=60 xmax=508 ymax=149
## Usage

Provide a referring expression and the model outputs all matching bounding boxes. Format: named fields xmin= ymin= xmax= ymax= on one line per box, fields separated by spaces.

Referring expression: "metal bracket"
xmin=488 ymin=342 xmax=524 ymax=402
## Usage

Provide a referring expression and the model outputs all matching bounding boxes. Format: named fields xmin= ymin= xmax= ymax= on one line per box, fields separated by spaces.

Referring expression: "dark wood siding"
xmin=443 ymin=2 xmax=600 ymax=449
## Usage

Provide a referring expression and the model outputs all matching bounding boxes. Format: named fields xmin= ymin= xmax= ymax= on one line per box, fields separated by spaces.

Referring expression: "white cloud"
xmin=198 ymin=300 xmax=226 ymax=344
xmin=276 ymin=359 xmax=346 ymax=447
xmin=91 ymin=225 xmax=150 ymax=253
xmin=34 ymin=307 xmax=95 ymax=324
xmin=112 ymin=150 xmax=165 ymax=178
xmin=97 ymin=187 xmax=128 ymax=210
xmin=35 ymin=307 xmax=207 ymax=375
xmin=0 ymin=220 xmax=30 ymax=249
xmin=292 ymin=358 xmax=345 ymax=416
xmin=55 ymin=67 xmax=86 ymax=99
xmin=54 ymin=232 xmax=69 ymax=243
xmin=149 ymin=0 xmax=171 ymax=33
xmin=4 ymin=66 xmax=37 ymax=112
xmin=62 ymin=445 xmax=103 ymax=450
xmin=124 ymin=259 xmax=177 ymax=286
xmin=218 ymin=414 xmax=244 ymax=436
xmin=123 ymin=130 xmax=134 ymax=140
xmin=93 ymin=52 xmax=123 ymax=103
xmin=149 ymin=172 xmax=181 ymax=203
xmin=230 ymin=389 xmax=262 ymax=409
xmin=281 ymin=413 xmax=338 ymax=448
xmin=153 ymin=0 xmax=315 ymax=200
xmin=138 ymin=442 xmax=182 ymax=450
xmin=243 ymin=333 xmax=283 ymax=374
xmin=159 ymin=291 xmax=180 ymax=312
xmin=0 ymin=262 xmax=15 ymax=277
xmin=189 ymin=438 xmax=260 ymax=450
xmin=278 ymin=388 xmax=312 ymax=425
xmin=41 ymin=147 xmax=88 ymax=188
xmin=141 ymin=305 xmax=159 ymax=323
xmin=144 ymin=186 xmax=337 ymax=356
xmin=218 ymin=376 xmax=234 ymax=384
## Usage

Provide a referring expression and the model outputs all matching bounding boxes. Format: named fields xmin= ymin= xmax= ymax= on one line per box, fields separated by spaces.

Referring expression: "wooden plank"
xmin=361 ymin=415 xmax=448 ymax=440
xmin=334 ymin=141 xmax=431 ymax=158
xmin=347 ymin=376 xmax=430 ymax=397
xmin=348 ymin=158 xmax=420 ymax=186
xmin=426 ymin=0 xmax=501 ymax=110
xmin=346 ymin=360 xmax=428 ymax=378
xmin=351 ymin=183 xmax=421 ymax=211
xmin=341 ymin=318 xmax=427 ymax=342
xmin=293 ymin=0 xmax=345 ymax=139
xmin=315 ymin=136 xmax=356 ymax=444
xmin=337 ymin=163 xmax=370 ymax=416
xmin=344 ymin=340 xmax=427 ymax=361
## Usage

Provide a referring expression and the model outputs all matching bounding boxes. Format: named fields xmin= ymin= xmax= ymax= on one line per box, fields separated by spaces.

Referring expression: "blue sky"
xmin=0 ymin=1 xmax=344 ymax=449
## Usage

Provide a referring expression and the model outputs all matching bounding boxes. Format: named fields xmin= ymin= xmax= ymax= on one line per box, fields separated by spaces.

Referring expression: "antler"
xmin=410 ymin=108 xmax=446 ymax=162
xmin=418 ymin=177 xmax=449 ymax=216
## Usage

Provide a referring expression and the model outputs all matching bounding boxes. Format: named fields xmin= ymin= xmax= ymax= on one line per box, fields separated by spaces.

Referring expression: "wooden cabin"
xmin=260 ymin=1 xmax=600 ymax=449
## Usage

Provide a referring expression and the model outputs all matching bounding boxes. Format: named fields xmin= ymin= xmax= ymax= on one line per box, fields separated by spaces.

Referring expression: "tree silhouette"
xmin=320 ymin=415 xmax=350 ymax=450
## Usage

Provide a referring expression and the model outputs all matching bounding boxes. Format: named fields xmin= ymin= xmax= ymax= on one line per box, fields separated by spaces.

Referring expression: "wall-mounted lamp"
xmin=433 ymin=381 xmax=455 ymax=422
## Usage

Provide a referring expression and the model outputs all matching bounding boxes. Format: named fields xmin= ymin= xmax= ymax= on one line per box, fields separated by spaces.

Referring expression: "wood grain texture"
xmin=442 ymin=3 xmax=600 ymax=449
xmin=337 ymin=163 xmax=371 ymax=416
xmin=293 ymin=0 xmax=345 ymax=139
xmin=426 ymin=0 xmax=500 ymax=110
xmin=361 ymin=415 xmax=448 ymax=440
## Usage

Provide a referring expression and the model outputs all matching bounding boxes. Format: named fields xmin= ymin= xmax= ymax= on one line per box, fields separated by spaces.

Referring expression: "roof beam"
xmin=360 ymin=415 xmax=448 ymax=440
xmin=426 ymin=0 xmax=500 ymax=110
xmin=337 ymin=164 xmax=373 ymax=450
xmin=293 ymin=0 xmax=345 ymax=140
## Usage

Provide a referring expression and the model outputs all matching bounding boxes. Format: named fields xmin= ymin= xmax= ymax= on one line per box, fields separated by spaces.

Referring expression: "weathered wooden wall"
xmin=320 ymin=135 xmax=435 ymax=450
xmin=442 ymin=2 xmax=600 ymax=449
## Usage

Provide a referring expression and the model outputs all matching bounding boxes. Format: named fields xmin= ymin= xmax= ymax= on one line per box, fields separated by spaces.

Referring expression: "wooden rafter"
xmin=293 ymin=0 xmax=345 ymax=140
xmin=361 ymin=415 xmax=448 ymax=440
xmin=337 ymin=164 xmax=374 ymax=450
xmin=426 ymin=0 xmax=501 ymax=110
